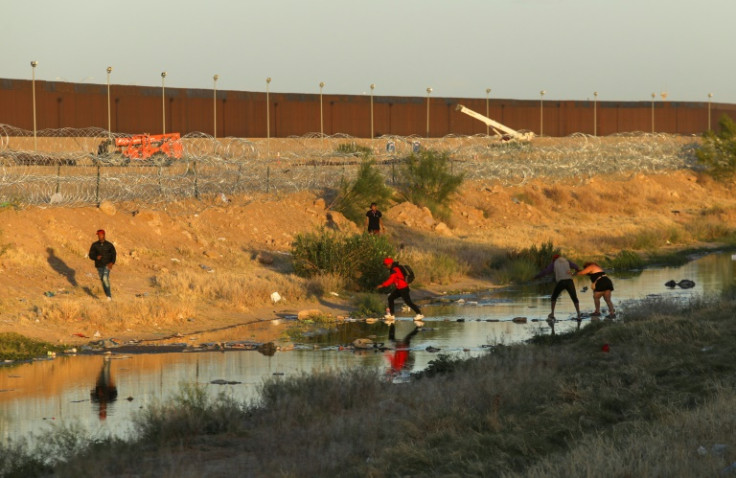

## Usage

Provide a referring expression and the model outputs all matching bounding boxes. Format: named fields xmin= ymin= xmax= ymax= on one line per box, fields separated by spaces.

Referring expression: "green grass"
xmin=8 ymin=294 xmax=736 ymax=476
xmin=0 ymin=333 xmax=66 ymax=361
xmin=350 ymin=293 xmax=385 ymax=318
xmin=600 ymin=249 xmax=645 ymax=270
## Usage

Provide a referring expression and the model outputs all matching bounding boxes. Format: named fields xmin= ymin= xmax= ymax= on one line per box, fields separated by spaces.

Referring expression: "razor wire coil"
xmin=0 ymin=124 xmax=699 ymax=208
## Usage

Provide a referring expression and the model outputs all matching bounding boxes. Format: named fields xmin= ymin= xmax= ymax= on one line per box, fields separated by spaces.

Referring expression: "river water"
xmin=2 ymin=251 xmax=734 ymax=444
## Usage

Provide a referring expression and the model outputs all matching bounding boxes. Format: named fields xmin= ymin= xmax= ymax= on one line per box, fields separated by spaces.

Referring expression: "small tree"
xmin=696 ymin=115 xmax=736 ymax=180
xmin=397 ymin=149 xmax=464 ymax=220
xmin=332 ymin=158 xmax=393 ymax=225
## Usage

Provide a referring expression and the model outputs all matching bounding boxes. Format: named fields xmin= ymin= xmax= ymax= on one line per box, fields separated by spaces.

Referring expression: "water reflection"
xmin=385 ymin=322 xmax=420 ymax=382
xmin=90 ymin=357 xmax=117 ymax=421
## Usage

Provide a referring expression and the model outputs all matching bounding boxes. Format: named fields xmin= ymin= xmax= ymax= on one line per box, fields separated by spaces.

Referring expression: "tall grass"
xmin=397 ymin=247 xmax=468 ymax=285
xmin=8 ymin=290 xmax=736 ymax=477
xmin=0 ymin=332 xmax=65 ymax=361
xmin=490 ymin=240 xmax=560 ymax=283
xmin=601 ymin=249 xmax=645 ymax=270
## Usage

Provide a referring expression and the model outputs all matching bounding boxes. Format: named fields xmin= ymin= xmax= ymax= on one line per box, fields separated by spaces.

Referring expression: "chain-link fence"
xmin=0 ymin=124 xmax=699 ymax=207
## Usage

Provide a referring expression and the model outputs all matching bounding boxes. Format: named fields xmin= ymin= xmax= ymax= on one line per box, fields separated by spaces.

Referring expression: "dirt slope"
xmin=0 ymin=169 xmax=734 ymax=348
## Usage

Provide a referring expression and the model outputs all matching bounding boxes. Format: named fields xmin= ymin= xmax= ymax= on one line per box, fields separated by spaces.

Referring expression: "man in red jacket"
xmin=376 ymin=257 xmax=423 ymax=321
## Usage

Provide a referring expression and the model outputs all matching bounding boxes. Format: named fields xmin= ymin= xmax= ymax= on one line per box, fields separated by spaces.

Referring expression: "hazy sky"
xmin=4 ymin=0 xmax=735 ymax=103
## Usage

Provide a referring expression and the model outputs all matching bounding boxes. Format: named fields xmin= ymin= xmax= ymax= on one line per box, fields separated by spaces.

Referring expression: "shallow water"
xmin=1 ymin=250 xmax=734 ymax=444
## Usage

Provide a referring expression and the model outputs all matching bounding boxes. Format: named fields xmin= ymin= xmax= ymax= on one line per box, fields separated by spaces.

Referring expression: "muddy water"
xmin=1 ymin=251 xmax=734 ymax=444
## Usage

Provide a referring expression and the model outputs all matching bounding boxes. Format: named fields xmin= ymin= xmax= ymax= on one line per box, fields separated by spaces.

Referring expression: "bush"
xmin=350 ymin=293 xmax=386 ymax=318
xmin=292 ymin=229 xmax=395 ymax=290
xmin=332 ymin=158 xmax=393 ymax=225
xmin=396 ymin=149 xmax=464 ymax=220
xmin=696 ymin=115 xmax=736 ymax=180
xmin=335 ymin=142 xmax=373 ymax=156
xmin=602 ymin=249 xmax=644 ymax=270
xmin=486 ymin=241 xmax=560 ymax=284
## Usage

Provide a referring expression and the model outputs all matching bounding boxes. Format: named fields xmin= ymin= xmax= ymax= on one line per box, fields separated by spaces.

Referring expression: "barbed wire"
xmin=0 ymin=124 xmax=699 ymax=207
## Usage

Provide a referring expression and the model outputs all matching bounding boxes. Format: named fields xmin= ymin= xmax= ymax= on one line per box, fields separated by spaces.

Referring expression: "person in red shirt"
xmin=376 ymin=257 xmax=423 ymax=320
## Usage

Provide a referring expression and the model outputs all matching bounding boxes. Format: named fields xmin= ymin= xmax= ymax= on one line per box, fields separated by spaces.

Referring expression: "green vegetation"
xmin=490 ymin=240 xmax=560 ymax=283
xmin=334 ymin=142 xmax=372 ymax=157
xmin=696 ymin=115 xmax=736 ymax=180
xmin=6 ymin=295 xmax=736 ymax=476
xmin=292 ymin=229 xmax=394 ymax=290
xmin=350 ymin=292 xmax=386 ymax=318
xmin=0 ymin=333 xmax=65 ymax=361
xmin=397 ymin=149 xmax=464 ymax=220
xmin=332 ymin=158 xmax=393 ymax=224
xmin=601 ymin=249 xmax=645 ymax=270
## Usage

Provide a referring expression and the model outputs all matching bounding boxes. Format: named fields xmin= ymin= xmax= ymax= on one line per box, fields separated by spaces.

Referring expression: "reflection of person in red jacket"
xmin=385 ymin=322 xmax=419 ymax=377
xmin=375 ymin=257 xmax=423 ymax=320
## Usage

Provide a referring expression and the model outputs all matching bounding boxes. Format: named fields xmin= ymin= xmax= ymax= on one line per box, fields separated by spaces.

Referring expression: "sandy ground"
xmin=0 ymin=169 xmax=734 ymax=350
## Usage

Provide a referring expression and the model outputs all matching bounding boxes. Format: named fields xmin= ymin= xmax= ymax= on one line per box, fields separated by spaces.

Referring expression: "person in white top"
xmin=534 ymin=254 xmax=582 ymax=321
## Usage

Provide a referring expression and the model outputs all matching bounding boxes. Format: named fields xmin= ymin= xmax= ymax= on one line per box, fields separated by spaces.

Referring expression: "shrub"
xmin=350 ymin=293 xmax=386 ymax=318
xmin=696 ymin=115 xmax=736 ymax=180
xmin=506 ymin=241 xmax=559 ymax=270
xmin=0 ymin=332 xmax=65 ymax=361
xmin=487 ymin=241 xmax=560 ymax=284
xmin=396 ymin=149 xmax=464 ymax=220
xmin=335 ymin=142 xmax=372 ymax=156
xmin=602 ymin=249 xmax=644 ymax=270
xmin=332 ymin=158 xmax=393 ymax=225
xmin=292 ymin=229 xmax=395 ymax=290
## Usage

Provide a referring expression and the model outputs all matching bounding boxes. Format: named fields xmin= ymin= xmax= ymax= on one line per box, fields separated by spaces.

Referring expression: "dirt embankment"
xmin=0 ymin=169 xmax=734 ymax=348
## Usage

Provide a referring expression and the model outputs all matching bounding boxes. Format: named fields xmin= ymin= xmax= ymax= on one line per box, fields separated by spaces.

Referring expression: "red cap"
xmin=383 ymin=257 xmax=393 ymax=266
xmin=96 ymin=229 xmax=105 ymax=235
xmin=552 ymin=254 xmax=560 ymax=260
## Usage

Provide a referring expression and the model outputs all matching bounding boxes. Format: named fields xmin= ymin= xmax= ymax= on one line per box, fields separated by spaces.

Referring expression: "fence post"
xmin=233 ymin=162 xmax=242 ymax=193
xmin=55 ymin=162 xmax=62 ymax=194
xmin=158 ymin=164 xmax=164 ymax=196
xmin=95 ymin=163 xmax=101 ymax=207
xmin=193 ymin=159 xmax=199 ymax=199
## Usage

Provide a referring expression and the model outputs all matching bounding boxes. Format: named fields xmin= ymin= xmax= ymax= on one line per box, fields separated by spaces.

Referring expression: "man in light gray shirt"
xmin=534 ymin=254 xmax=581 ymax=321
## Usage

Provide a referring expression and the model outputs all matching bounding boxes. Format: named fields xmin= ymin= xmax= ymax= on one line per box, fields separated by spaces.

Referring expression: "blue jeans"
xmin=97 ymin=267 xmax=112 ymax=298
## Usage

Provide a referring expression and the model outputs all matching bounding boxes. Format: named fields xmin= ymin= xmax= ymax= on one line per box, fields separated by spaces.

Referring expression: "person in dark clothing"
xmin=89 ymin=229 xmax=116 ymax=300
xmin=365 ymin=202 xmax=383 ymax=234
xmin=376 ymin=257 xmax=423 ymax=321
xmin=534 ymin=254 xmax=581 ymax=320
xmin=576 ymin=262 xmax=616 ymax=318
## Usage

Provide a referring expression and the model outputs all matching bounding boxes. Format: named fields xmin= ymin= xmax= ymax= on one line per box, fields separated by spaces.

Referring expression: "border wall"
xmin=2 ymin=79 xmax=736 ymax=138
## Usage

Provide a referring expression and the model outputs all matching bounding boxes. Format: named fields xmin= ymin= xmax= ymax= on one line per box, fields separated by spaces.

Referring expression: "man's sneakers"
xmin=414 ymin=314 xmax=424 ymax=321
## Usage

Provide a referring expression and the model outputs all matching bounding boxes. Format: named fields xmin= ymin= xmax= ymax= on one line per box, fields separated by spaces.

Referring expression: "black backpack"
xmin=395 ymin=263 xmax=415 ymax=284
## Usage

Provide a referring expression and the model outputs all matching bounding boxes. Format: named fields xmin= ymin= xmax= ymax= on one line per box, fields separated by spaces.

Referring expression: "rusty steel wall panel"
xmin=1 ymin=78 xmax=736 ymax=138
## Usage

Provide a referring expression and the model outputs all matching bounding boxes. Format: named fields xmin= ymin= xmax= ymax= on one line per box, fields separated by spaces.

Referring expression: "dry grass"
xmin=305 ymin=272 xmax=344 ymax=297
xmin=152 ymin=266 xmax=307 ymax=311
xmin=398 ymin=246 xmax=469 ymax=285
xmin=6 ymin=295 xmax=736 ymax=476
